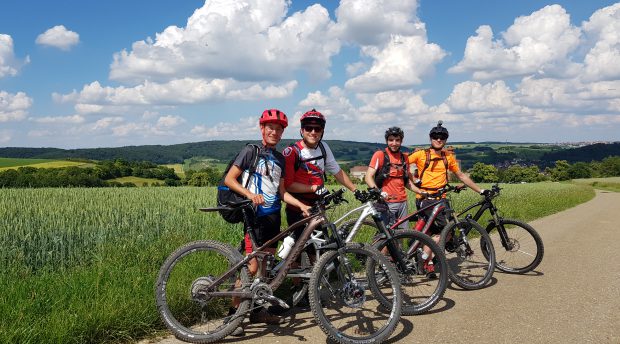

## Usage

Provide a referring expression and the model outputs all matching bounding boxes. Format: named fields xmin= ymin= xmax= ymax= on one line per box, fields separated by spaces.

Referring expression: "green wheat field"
xmin=0 ymin=183 xmax=594 ymax=343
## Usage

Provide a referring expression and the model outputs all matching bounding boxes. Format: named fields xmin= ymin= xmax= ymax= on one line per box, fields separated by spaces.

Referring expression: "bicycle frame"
xmin=456 ymin=190 xmax=512 ymax=250
xmin=331 ymin=197 xmax=450 ymax=272
xmin=205 ymin=212 xmax=325 ymax=299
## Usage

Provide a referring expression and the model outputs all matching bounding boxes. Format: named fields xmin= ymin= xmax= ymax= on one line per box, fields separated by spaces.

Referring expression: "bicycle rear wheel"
xmin=155 ymin=240 xmax=251 ymax=343
xmin=308 ymin=243 xmax=402 ymax=344
xmin=486 ymin=219 xmax=544 ymax=274
xmin=440 ymin=220 xmax=495 ymax=290
xmin=372 ymin=229 xmax=448 ymax=315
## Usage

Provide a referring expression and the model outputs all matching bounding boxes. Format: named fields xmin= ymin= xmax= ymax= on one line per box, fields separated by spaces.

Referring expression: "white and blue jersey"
xmin=234 ymin=144 xmax=285 ymax=217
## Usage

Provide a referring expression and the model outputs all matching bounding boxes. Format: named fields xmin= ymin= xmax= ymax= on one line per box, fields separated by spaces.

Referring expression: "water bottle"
xmin=277 ymin=235 xmax=295 ymax=259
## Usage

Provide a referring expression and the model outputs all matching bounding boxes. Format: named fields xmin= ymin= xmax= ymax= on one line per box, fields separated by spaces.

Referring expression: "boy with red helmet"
xmin=224 ymin=108 xmax=310 ymax=332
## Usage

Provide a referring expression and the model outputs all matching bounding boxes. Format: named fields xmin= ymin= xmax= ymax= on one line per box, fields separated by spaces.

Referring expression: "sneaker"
xmin=249 ymin=309 xmax=284 ymax=325
xmin=230 ymin=326 xmax=245 ymax=337
xmin=424 ymin=262 xmax=437 ymax=279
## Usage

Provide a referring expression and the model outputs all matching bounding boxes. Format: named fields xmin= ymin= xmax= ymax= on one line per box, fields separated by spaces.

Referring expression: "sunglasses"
xmin=431 ymin=135 xmax=447 ymax=141
xmin=303 ymin=125 xmax=324 ymax=133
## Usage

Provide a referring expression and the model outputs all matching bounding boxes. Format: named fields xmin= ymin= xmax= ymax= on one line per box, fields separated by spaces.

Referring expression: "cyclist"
xmin=224 ymin=109 xmax=310 ymax=334
xmin=408 ymin=121 xmax=487 ymax=277
xmin=283 ymin=108 xmax=360 ymax=230
xmin=365 ymin=126 xmax=425 ymax=229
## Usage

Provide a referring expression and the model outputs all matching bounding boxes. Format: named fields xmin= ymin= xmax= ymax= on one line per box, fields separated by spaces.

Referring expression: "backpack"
xmin=417 ymin=148 xmax=449 ymax=190
xmin=373 ymin=150 xmax=408 ymax=188
xmin=216 ymin=144 xmax=262 ymax=223
xmin=290 ymin=141 xmax=327 ymax=182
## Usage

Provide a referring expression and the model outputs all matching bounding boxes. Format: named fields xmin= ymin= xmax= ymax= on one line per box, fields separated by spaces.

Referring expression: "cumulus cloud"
xmin=110 ymin=0 xmax=339 ymax=84
xmin=54 ymin=78 xmax=297 ymax=115
xmin=0 ymin=91 xmax=33 ymax=122
xmin=581 ymin=3 xmax=620 ymax=81
xmin=333 ymin=0 xmax=425 ymax=46
xmin=445 ymin=81 xmax=516 ymax=113
xmin=345 ymin=35 xmax=445 ymax=92
xmin=156 ymin=115 xmax=185 ymax=128
xmin=449 ymin=5 xmax=581 ymax=79
xmin=0 ymin=34 xmax=29 ymax=78
xmin=190 ymin=116 xmax=258 ymax=139
xmin=35 ymin=25 xmax=80 ymax=51
xmin=31 ymin=115 xmax=85 ymax=124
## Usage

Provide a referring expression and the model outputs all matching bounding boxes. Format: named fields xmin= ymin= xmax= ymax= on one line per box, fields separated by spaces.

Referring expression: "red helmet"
xmin=259 ymin=109 xmax=288 ymax=128
xmin=300 ymin=108 xmax=326 ymax=127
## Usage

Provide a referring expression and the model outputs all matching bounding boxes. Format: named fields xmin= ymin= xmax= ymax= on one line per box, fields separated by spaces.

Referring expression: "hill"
xmin=1 ymin=141 xmax=618 ymax=170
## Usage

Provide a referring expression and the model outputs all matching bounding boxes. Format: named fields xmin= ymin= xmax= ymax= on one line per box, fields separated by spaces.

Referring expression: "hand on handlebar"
xmin=480 ymin=189 xmax=492 ymax=197
xmin=314 ymin=185 xmax=330 ymax=197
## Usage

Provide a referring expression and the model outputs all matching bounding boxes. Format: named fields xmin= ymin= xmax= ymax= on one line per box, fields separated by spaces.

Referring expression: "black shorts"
xmin=249 ymin=212 xmax=281 ymax=248
xmin=416 ymin=199 xmax=447 ymax=236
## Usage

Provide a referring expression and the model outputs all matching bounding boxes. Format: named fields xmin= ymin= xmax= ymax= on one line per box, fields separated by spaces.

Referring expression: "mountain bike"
xmin=348 ymin=185 xmax=496 ymax=290
xmin=457 ymin=184 xmax=544 ymax=274
xmin=332 ymin=188 xmax=448 ymax=315
xmin=155 ymin=189 xmax=402 ymax=344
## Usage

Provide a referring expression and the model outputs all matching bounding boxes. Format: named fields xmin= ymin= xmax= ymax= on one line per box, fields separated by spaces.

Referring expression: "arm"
xmin=455 ymin=171 xmax=482 ymax=194
xmin=406 ymin=171 xmax=426 ymax=196
xmin=365 ymin=166 xmax=378 ymax=188
xmin=279 ymin=180 xmax=311 ymax=216
xmin=334 ymin=169 xmax=357 ymax=192
xmin=224 ymin=165 xmax=264 ymax=205
xmin=286 ymin=181 xmax=321 ymax=194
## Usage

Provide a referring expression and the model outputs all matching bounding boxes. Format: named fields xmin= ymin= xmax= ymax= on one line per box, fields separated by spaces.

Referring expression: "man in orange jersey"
xmin=408 ymin=121 xmax=487 ymax=276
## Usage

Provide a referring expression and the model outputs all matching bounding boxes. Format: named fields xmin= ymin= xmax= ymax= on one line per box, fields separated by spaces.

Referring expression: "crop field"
xmin=110 ymin=176 xmax=166 ymax=186
xmin=0 ymin=158 xmax=89 ymax=171
xmin=0 ymin=183 xmax=594 ymax=343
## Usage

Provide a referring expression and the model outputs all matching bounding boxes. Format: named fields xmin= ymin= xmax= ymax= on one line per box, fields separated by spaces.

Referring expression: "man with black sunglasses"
xmin=282 ymin=108 xmax=359 ymax=232
xmin=408 ymin=121 xmax=487 ymax=277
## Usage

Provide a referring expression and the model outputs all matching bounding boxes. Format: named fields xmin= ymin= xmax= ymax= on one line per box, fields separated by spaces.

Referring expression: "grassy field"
xmin=570 ymin=177 xmax=620 ymax=192
xmin=109 ymin=176 xmax=165 ymax=186
xmin=0 ymin=158 xmax=90 ymax=171
xmin=0 ymin=183 xmax=595 ymax=343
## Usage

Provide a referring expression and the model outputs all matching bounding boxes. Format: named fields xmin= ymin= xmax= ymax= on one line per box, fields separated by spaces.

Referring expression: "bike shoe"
xmin=230 ymin=326 xmax=245 ymax=337
xmin=249 ymin=309 xmax=285 ymax=325
xmin=424 ymin=262 xmax=438 ymax=279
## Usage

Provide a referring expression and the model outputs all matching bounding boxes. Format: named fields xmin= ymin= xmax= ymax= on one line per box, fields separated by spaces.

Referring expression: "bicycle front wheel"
xmin=486 ymin=219 xmax=544 ymax=274
xmin=308 ymin=243 xmax=402 ymax=344
xmin=155 ymin=240 xmax=251 ymax=343
xmin=372 ymin=229 xmax=448 ymax=315
xmin=440 ymin=220 xmax=495 ymax=290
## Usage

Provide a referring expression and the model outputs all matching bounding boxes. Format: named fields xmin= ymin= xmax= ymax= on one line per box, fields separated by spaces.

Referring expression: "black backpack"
xmin=216 ymin=144 xmax=261 ymax=223
xmin=373 ymin=150 xmax=408 ymax=188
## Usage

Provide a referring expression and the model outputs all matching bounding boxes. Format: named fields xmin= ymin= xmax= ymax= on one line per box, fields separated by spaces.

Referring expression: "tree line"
xmin=0 ymin=159 xmax=180 ymax=188
xmin=468 ymin=156 xmax=620 ymax=183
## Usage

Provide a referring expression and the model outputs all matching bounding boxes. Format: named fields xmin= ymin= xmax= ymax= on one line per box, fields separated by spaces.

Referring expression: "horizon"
xmin=2 ymin=138 xmax=618 ymax=151
xmin=1 ymin=0 xmax=619 ymax=148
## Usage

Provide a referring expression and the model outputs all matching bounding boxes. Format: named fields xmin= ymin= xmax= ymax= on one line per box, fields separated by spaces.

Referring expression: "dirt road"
xmin=144 ymin=190 xmax=620 ymax=344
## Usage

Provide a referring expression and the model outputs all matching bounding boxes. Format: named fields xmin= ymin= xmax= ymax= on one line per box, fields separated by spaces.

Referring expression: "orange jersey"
xmin=408 ymin=149 xmax=459 ymax=196
xmin=369 ymin=149 xmax=409 ymax=203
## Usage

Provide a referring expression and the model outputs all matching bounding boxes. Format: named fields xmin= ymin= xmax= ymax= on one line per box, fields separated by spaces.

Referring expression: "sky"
xmin=1 ymin=0 xmax=619 ymax=149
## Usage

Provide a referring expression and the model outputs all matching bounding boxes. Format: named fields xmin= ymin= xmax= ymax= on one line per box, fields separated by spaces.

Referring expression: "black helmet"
xmin=384 ymin=126 xmax=404 ymax=140
xmin=429 ymin=121 xmax=449 ymax=139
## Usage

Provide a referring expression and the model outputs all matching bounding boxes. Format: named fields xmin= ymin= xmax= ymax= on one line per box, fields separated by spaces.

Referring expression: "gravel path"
xmin=143 ymin=190 xmax=620 ymax=344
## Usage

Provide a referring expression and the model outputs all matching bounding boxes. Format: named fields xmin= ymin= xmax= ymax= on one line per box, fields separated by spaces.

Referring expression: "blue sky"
xmin=1 ymin=0 xmax=619 ymax=148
